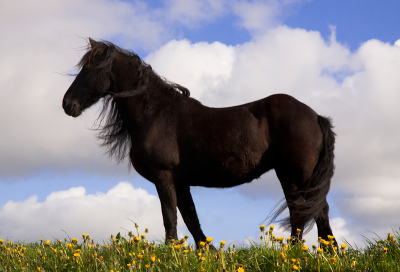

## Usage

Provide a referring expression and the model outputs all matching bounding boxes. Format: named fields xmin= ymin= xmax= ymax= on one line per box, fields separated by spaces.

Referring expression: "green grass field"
xmin=1 ymin=224 xmax=399 ymax=271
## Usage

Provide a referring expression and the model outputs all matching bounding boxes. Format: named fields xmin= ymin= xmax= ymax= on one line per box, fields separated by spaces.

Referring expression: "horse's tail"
xmin=269 ymin=115 xmax=335 ymax=233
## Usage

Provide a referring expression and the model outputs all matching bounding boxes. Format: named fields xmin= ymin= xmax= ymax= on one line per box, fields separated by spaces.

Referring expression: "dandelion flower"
xmin=44 ymin=240 xmax=50 ymax=246
xmin=317 ymin=248 xmax=323 ymax=253
xmin=292 ymin=265 xmax=299 ymax=270
xmin=330 ymin=257 xmax=336 ymax=264
xmin=283 ymin=245 xmax=288 ymax=250
xmin=0 ymin=239 xmax=3 ymax=245
xmin=150 ymin=256 xmax=156 ymax=263
xmin=384 ymin=247 xmax=388 ymax=252
xmin=341 ymin=243 xmax=346 ymax=249
xmin=238 ymin=267 xmax=245 ymax=272
xmin=200 ymin=241 xmax=205 ymax=247
xmin=327 ymin=235 xmax=334 ymax=241
xmin=206 ymin=237 xmax=213 ymax=243
xmin=301 ymin=245 xmax=308 ymax=251
xmin=260 ymin=225 xmax=265 ymax=231
xmin=277 ymin=237 xmax=284 ymax=242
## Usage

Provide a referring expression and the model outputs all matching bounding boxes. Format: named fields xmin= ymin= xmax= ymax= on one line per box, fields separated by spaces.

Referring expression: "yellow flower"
xmin=341 ymin=243 xmax=346 ymax=249
xmin=201 ymin=257 xmax=206 ymax=261
xmin=221 ymin=241 xmax=226 ymax=246
xmin=327 ymin=235 xmax=334 ymax=241
xmin=301 ymin=245 xmax=308 ymax=251
xmin=37 ymin=267 xmax=41 ymax=271
xmin=37 ymin=250 xmax=41 ymax=254
xmin=185 ymin=235 xmax=190 ymax=239
xmin=0 ymin=239 xmax=4 ymax=245
xmin=198 ymin=252 xmax=202 ymax=257
xmin=200 ymin=267 xmax=205 ymax=271
xmin=59 ymin=250 xmax=64 ymax=254
xmin=206 ymin=237 xmax=213 ymax=243
xmin=67 ymin=243 xmax=72 ymax=249
xmin=137 ymin=254 xmax=143 ymax=259
xmin=330 ymin=257 xmax=336 ymax=264
xmin=43 ymin=240 xmax=50 ymax=246
xmin=74 ymin=253 xmax=80 ymax=258
xmin=388 ymin=233 xmax=393 ymax=240
xmin=277 ymin=237 xmax=284 ymax=242
xmin=141 ymin=234 xmax=146 ymax=239
xmin=260 ymin=225 xmax=265 ymax=231
xmin=145 ymin=228 xmax=149 ymax=233
xmin=145 ymin=264 xmax=150 ymax=268
xmin=384 ymin=247 xmax=388 ymax=252
xmin=296 ymin=228 xmax=301 ymax=233
xmin=200 ymin=241 xmax=205 ymax=247
xmin=270 ymin=225 xmax=274 ymax=230
xmin=351 ymin=260 xmax=356 ymax=266
xmin=283 ymin=245 xmax=288 ymax=250
xmin=292 ymin=265 xmax=299 ymax=270
xmin=42 ymin=256 xmax=45 ymax=261
xmin=317 ymin=248 xmax=323 ymax=253
xmin=287 ymin=237 xmax=291 ymax=242
xmin=21 ymin=268 xmax=25 ymax=270
xmin=184 ymin=249 xmax=189 ymax=254
xmin=238 ymin=267 xmax=245 ymax=272
xmin=127 ymin=264 xmax=131 ymax=267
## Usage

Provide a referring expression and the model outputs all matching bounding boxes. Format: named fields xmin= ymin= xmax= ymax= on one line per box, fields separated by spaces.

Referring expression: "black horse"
xmin=63 ymin=38 xmax=336 ymax=245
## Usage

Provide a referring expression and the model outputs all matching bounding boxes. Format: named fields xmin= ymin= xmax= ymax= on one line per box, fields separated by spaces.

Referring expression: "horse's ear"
xmin=89 ymin=38 xmax=96 ymax=48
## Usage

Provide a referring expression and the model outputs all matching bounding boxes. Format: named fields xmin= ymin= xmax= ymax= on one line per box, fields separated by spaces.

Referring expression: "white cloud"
xmin=145 ymin=39 xmax=235 ymax=99
xmin=0 ymin=182 xmax=186 ymax=243
xmin=161 ymin=0 xmax=227 ymax=27
xmin=232 ymin=0 xmax=281 ymax=32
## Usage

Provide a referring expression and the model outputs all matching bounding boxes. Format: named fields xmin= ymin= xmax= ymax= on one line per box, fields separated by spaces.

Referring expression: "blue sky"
xmin=1 ymin=0 xmax=400 ymax=247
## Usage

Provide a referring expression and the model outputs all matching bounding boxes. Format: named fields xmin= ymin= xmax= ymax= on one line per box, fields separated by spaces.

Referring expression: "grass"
xmin=1 ymin=224 xmax=400 ymax=272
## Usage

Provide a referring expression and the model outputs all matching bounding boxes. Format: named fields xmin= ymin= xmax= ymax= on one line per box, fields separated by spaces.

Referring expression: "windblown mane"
xmin=76 ymin=39 xmax=192 ymax=164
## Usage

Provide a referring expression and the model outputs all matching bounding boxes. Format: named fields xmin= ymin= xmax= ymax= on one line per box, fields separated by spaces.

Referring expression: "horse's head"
xmin=63 ymin=38 xmax=115 ymax=117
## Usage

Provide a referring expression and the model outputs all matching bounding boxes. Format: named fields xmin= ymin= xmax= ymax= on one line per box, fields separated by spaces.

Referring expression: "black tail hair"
xmin=269 ymin=115 xmax=335 ymax=234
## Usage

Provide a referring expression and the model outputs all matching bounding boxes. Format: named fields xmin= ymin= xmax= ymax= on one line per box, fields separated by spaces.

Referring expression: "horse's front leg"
xmin=154 ymin=171 xmax=178 ymax=242
xmin=176 ymin=185 xmax=206 ymax=246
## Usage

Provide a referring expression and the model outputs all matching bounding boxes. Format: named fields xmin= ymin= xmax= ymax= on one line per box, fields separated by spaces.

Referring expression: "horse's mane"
xmin=76 ymin=39 xmax=194 ymax=164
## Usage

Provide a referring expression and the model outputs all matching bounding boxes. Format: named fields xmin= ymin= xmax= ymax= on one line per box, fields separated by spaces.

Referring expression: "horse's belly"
xmin=178 ymin=152 xmax=272 ymax=188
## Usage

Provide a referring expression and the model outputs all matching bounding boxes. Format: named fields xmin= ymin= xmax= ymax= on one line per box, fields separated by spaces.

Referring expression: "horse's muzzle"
xmin=62 ymin=97 xmax=82 ymax=117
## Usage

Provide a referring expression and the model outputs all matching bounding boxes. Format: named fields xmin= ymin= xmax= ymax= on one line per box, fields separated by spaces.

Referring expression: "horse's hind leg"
xmin=315 ymin=200 xmax=336 ymax=243
xmin=176 ymin=185 xmax=207 ymax=246
xmin=275 ymin=166 xmax=309 ymax=240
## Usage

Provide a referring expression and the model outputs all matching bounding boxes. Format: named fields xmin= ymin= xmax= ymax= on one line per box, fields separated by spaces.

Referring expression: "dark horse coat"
xmin=63 ymin=38 xmax=336 ymax=245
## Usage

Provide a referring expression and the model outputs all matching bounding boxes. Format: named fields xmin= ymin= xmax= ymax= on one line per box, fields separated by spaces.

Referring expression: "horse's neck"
xmin=113 ymin=85 xmax=172 ymax=130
